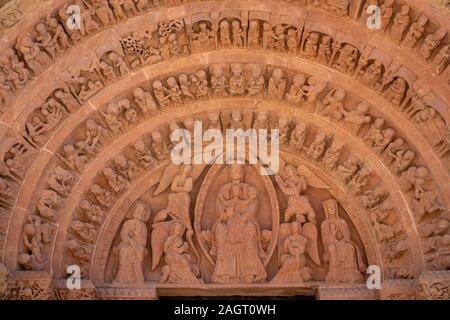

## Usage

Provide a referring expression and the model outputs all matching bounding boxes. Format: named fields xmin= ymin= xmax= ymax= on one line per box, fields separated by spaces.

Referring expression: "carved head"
xmin=230 ymin=164 xmax=244 ymax=182
xmin=151 ymin=130 xmax=162 ymax=141
xmin=400 ymin=5 xmax=410 ymax=15
xmin=66 ymin=239 xmax=80 ymax=252
xmin=219 ymin=20 xmax=230 ymax=30
xmin=133 ymin=87 xmax=144 ymax=99
xmin=373 ymin=117 xmax=385 ymax=129
xmin=196 ymin=69 xmax=207 ymax=80
xmin=250 ymin=65 xmax=262 ymax=77
xmin=322 ymin=199 xmax=338 ymax=219
xmin=129 ymin=202 xmax=150 ymax=222
xmin=79 ymin=200 xmax=92 ymax=211
xmin=231 ymin=64 xmax=243 ymax=76
xmin=232 ymin=20 xmax=241 ymax=30
xmin=249 ymin=20 xmax=259 ymax=30
xmin=211 ymin=65 xmax=223 ymax=78
xmin=35 ymin=23 xmax=47 ymax=35
xmin=178 ymin=74 xmax=189 ymax=84
xmin=208 ymin=112 xmax=220 ymax=123
xmin=152 ymin=80 xmax=163 ymax=91
xmin=180 ymin=164 xmax=192 ymax=177
xmin=272 ymin=68 xmax=283 ymax=81
xmin=167 ymin=77 xmax=178 ymax=88
xmin=133 ymin=139 xmax=146 ymax=152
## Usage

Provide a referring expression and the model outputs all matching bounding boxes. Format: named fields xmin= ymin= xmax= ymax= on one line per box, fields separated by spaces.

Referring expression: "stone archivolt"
xmin=0 ymin=0 xmax=449 ymax=300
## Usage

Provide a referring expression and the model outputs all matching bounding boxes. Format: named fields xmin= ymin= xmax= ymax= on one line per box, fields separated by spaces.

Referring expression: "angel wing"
xmin=151 ymin=221 xmax=172 ymax=270
xmin=153 ymin=163 xmax=181 ymax=196
xmin=297 ymin=165 xmax=330 ymax=190
xmin=153 ymin=161 xmax=208 ymax=196
xmin=302 ymin=222 xmax=321 ymax=265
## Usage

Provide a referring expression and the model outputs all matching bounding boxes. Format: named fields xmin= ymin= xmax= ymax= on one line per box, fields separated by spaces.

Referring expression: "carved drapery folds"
xmin=0 ymin=0 xmax=449 ymax=300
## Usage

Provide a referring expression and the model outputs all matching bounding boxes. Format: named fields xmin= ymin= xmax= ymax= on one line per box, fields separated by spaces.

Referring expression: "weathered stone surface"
xmin=0 ymin=0 xmax=449 ymax=300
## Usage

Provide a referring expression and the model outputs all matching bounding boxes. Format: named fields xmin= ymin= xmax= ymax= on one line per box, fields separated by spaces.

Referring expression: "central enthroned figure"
xmin=210 ymin=165 xmax=267 ymax=284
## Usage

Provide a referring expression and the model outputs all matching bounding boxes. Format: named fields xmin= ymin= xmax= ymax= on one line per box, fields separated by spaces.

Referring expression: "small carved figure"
xmin=133 ymin=139 xmax=156 ymax=168
xmin=228 ymin=111 xmax=245 ymax=130
xmin=219 ymin=20 xmax=231 ymax=48
xmin=248 ymin=20 xmax=260 ymax=49
xmin=114 ymin=154 xmax=139 ymax=180
xmin=151 ymin=130 xmax=169 ymax=160
xmin=432 ymin=44 xmax=450 ymax=75
xmin=384 ymin=78 xmax=408 ymax=106
xmin=113 ymin=202 xmax=150 ymax=285
xmin=267 ymin=68 xmax=287 ymax=101
xmin=209 ymin=66 xmax=228 ymax=99
xmin=290 ymin=121 xmax=307 ymax=150
xmin=152 ymin=80 xmax=171 ymax=109
xmin=307 ymin=133 xmax=327 ymax=161
xmin=47 ymin=166 xmax=76 ymax=197
xmin=341 ymin=101 xmax=372 ymax=135
xmin=337 ymin=154 xmax=360 ymax=183
xmin=37 ymin=189 xmax=60 ymax=219
xmin=246 ymin=65 xmax=265 ymax=98
xmin=320 ymin=89 xmax=346 ymax=121
xmin=390 ymin=5 xmax=411 ymax=44
xmin=380 ymin=0 xmax=394 ymax=32
xmin=321 ymin=199 xmax=366 ymax=283
xmin=70 ymin=220 xmax=96 ymax=244
xmin=403 ymin=15 xmax=428 ymax=48
xmin=303 ymin=32 xmax=319 ymax=59
xmin=361 ymin=60 xmax=383 ymax=89
xmin=231 ymin=20 xmax=245 ymax=48
xmin=192 ymin=22 xmax=214 ymax=50
xmin=79 ymin=199 xmax=104 ymax=225
xmin=271 ymin=222 xmax=312 ymax=284
xmin=229 ymin=64 xmax=245 ymax=96
xmin=89 ymin=184 xmax=114 ymax=207
xmin=323 ymin=140 xmax=344 ymax=170
xmin=317 ymin=35 xmax=332 ymax=64
xmin=285 ymin=74 xmax=307 ymax=106
xmin=419 ymin=28 xmax=447 ymax=61
xmin=333 ymin=44 xmax=358 ymax=74
xmin=102 ymin=167 xmax=127 ymax=193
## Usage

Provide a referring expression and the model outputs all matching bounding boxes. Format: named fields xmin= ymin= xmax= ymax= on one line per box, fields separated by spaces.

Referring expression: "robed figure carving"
xmin=151 ymin=164 xmax=203 ymax=284
xmin=321 ymin=199 xmax=366 ymax=283
xmin=210 ymin=165 xmax=267 ymax=284
xmin=113 ymin=202 xmax=150 ymax=285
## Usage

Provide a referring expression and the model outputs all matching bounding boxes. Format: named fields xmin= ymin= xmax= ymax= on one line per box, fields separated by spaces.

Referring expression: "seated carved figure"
xmin=333 ymin=44 xmax=358 ymax=74
xmin=321 ymin=199 xmax=365 ymax=283
xmin=271 ymin=222 xmax=311 ymax=284
xmin=384 ymin=78 xmax=408 ymax=106
xmin=290 ymin=122 xmax=307 ymax=150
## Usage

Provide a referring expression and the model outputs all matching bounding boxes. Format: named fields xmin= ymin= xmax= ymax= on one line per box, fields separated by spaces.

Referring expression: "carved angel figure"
xmin=271 ymin=221 xmax=312 ymax=284
xmin=152 ymin=220 xmax=202 ymax=284
xmin=209 ymin=165 xmax=267 ymax=284
xmin=151 ymin=163 xmax=206 ymax=283
xmin=113 ymin=202 xmax=150 ymax=286
xmin=275 ymin=163 xmax=317 ymax=225
xmin=321 ymin=199 xmax=366 ymax=283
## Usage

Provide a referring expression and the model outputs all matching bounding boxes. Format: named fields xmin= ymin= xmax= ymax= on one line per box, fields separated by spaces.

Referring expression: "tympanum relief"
xmin=104 ymin=162 xmax=369 ymax=285
xmin=0 ymin=0 xmax=449 ymax=300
